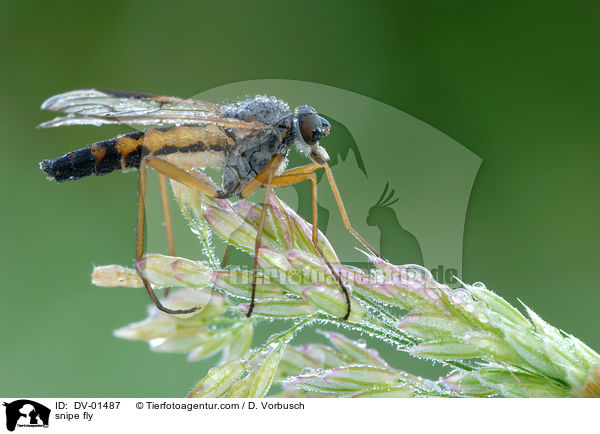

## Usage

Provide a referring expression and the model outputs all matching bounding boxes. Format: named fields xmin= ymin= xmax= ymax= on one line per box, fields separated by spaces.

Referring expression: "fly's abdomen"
xmin=40 ymin=125 xmax=237 ymax=182
xmin=40 ymin=131 xmax=144 ymax=182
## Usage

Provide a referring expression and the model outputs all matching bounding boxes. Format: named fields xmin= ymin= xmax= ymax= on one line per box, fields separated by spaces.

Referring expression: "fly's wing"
xmin=38 ymin=89 xmax=266 ymax=130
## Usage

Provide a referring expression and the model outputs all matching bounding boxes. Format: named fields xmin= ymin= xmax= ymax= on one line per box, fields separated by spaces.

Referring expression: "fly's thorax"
xmin=224 ymin=95 xmax=293 ymax=128
xmin=221 ymin=125 xmax=291 ymax=198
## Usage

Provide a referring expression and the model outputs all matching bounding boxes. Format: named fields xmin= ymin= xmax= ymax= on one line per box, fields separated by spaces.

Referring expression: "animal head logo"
xmin=367 ymin=183 xmax=424 ymax=266
xmin=3 ymin=400 xmax=50 ymax=432
xmin=366 ymin=182 xmax=400 ymax=227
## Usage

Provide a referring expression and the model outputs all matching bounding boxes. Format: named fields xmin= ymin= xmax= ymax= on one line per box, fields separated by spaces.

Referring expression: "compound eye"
xmin=299 ymin=112 xmax=322 ymax=145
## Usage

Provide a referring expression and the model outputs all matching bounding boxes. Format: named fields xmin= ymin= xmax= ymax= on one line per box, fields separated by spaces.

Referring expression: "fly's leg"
xmin=239 ymin=154 xmax=286 ymax=198
xmin=270 ymin=164 xmax=352 ymax=320
xmin=215 ymin=154 xmax=286 ymax=317
xmin=158 ymin=173 xmax=175 ymax=297
xmin=322 ymin=163 xmax=382 ymax=258
xmin=136 ymin=155 xmax=375 ymax=321
xmin=136 ymin=156 xmax=222 ymax=315
xmin=158 ymin=173 xmax=176 ymax=257
xmin=246 ymin=167 xmax=275 ymax=318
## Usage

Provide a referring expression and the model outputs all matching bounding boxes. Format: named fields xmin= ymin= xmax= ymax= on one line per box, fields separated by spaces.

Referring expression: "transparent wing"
xmin=38 ymin=89 xmax=265 ymax=130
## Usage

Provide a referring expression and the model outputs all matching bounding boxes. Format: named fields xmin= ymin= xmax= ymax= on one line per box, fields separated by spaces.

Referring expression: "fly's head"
xmin=293 ymin=105 xmax=331 ymax=164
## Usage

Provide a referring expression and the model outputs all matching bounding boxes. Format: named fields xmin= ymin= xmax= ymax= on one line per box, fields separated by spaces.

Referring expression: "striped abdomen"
xmin=40 ymin=132 xmax=140 ymax=182
xmin=40 ymin=125 xmax=234 ymax=182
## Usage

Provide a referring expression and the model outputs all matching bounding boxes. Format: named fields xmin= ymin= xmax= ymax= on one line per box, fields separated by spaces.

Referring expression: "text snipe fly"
xmin=39 ymin=89 xmax=380 ymax=320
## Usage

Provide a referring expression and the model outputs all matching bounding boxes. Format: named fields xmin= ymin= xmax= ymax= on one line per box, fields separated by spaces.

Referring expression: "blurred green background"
xmin=1 ymin=0 xmax=599 ymax=396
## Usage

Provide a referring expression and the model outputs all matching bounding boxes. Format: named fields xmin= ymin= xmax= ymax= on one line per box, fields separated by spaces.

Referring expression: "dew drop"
xmin=451 ymin=289 xmax=472 ymax=305
xmin=300 ymin=367 xmax=316 ymax=376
